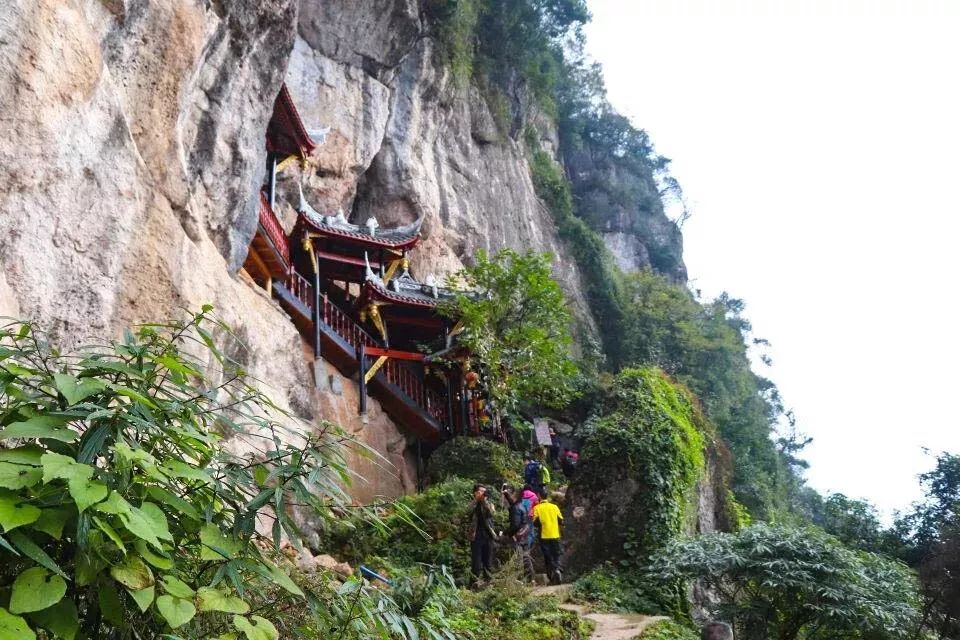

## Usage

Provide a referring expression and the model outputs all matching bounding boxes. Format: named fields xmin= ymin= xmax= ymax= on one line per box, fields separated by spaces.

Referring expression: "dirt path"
xmin=533 ymin=585 xmax=668 ymax=640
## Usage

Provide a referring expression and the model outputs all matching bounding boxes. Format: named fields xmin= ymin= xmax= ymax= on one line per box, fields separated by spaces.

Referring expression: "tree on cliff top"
xmin=441 ymin=249 xmax=579 ymax=418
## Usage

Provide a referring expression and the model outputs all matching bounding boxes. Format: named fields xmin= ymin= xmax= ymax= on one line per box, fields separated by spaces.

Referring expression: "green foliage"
xmin=442 ymin=249 xmax=579 ymax=416
xmin=571 ymin=564 xmax=663 ymax=614
xmin=427 ymin=0 xmax=589 ymax=123
xmin=640 ymin=620 xmax=699 ymax=640
xmin=456 ymin=571 xmax=590 ymax=640
xmin=618 ymin=270 xmax=800 ymax=518
xmin=529 ymin=148 xmax=626 ymax=358
xmin=575 ymin=368 xmax=707 ymax=559
xmin=322 ymin=478 xmax=477 ymax=580
xmin=422 ymin=0 xmax=480 ymax=82
xmin=801 ymin=491 xmax=888 ymax=554
xmin=248 ymin=564 xmax=469 ymax=640
xmin=892 ymin=452 xmax=960 ymax=638
xmin=648 ymin=524 xmax=922 ymax=640
xmin=0 ymin=311 xmax=370 ymax=638
xmin=427 ymin=436 xmax=522 ymax=488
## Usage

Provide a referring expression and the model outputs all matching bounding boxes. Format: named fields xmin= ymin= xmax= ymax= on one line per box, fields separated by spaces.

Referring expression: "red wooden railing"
xmin=288 ymin=271 xmax=313 ymax=310
xmin=259 ymin=191 xmax=290 ymax=265
xmin=321 ymin=294 xmax=378 ymax=350
xmin=426 ymin=387 xmax=451 ymax=426
xmin=283 ymin=271 xmax=450 ymax=430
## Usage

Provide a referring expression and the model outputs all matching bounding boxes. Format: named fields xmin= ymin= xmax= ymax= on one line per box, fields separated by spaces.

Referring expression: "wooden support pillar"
xmin=357 ymin=342 xmax=368 ymax=416
xmin=311 ymin=247 xmax=325 ymax=390
xmin=445 ymin=373 xmax=455 ymax=435
xmin=460 ymin=380 xmax=469 ymax=437
xmin=312 ymin=261 xmax=322 ymax=361
xmin=268 ymin=154 xmax=278 ymax=211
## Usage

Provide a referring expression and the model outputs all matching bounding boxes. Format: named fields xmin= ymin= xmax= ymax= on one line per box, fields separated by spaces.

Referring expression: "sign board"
xmin=534 ymin=419 xmax=553 ymax=446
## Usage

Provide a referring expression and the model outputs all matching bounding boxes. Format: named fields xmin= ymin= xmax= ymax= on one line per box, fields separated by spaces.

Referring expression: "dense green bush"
xmin=648 ymin=524 xmax=921 ymax=640
xmin=640 ymin=620 xmax=700 ymax=640
xmin=0 ymin=312 xmax=347 ymax=637
xmin=322 ymin=478 xmax=479 ymax=581
xmin=572 ymin=564 xmax=663 ymax=614
xmin=427 ymin=436 xmax=523 ymax=488
xmin=0 ymin=311 xmax=458 ymax=639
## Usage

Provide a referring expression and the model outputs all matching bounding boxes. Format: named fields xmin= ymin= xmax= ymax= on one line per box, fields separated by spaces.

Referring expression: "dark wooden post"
xmin=312 ymin=261 xmax=322 ymax=361
xmin=445 ymin=372 xmax=455 ymax=435
xmin=460 ymin=379 xmax=469 ymax=436
xmin=267 ymin=154 xmax=278 ymax=211
xmin=357 ymin=342 xmax=367 ymax=416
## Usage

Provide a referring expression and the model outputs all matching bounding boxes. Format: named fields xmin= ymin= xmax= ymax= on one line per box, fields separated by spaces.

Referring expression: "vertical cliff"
xmin=0 ymin=0 xmax=685 ymax=501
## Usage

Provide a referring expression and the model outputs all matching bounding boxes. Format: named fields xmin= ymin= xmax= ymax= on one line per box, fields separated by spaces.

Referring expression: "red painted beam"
xmin=315 ymin=250 xmax=382 ymax=270
xmin=365 ymin=347 xmax=425 ymax=362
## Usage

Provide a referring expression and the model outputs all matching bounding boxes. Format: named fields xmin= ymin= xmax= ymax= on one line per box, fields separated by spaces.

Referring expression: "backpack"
xmin=524 ymin=461 xmax=542 ymax=486
xmin=509 ymin=502 xmax=529 ymax=541
xmin=539 ymin=462 xmax=551 ymax=485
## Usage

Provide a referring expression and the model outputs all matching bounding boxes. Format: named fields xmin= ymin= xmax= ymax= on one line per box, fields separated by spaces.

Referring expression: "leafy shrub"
xmin=640 ymin=620 xmax=699 ymax=640
xmin=648 ymin=524 xmax=922 ymax=640
xmin=462 ymin=571 xmax=590 ymax=640
xmin=572 ymin=564 xmax=663 ymax=614
xmin=0 ymin=310 xmax=364 ymax=638
xmin=323 ymin=478 xmax=478 ymax=580
xmin=427 ymin=436 xmax=523 ymax=488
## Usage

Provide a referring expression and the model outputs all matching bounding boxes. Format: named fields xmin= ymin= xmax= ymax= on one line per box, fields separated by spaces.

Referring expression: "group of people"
xmin=468 ymin=453 xmax=573 ymax=586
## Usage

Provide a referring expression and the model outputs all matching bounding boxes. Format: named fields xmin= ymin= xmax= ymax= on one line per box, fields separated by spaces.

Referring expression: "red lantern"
xmin=465 ymin=371 xmax=479 ymax=387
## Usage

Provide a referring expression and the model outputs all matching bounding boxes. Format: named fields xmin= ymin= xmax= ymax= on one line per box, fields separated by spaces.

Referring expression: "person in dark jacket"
xmin=469 ymin=484 xmax=497 ymax=584
xmin=501 ymin=484 xmax=534 ymax=580
xmin=523 ymin=455 xmax=546 ymax=495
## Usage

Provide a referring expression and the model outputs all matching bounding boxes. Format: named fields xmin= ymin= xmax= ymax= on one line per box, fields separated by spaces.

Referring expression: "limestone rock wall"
xmin=0 ymin=0 xmax=414 ymax=503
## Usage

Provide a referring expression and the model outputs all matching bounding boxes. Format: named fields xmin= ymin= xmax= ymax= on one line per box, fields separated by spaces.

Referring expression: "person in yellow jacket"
xmin=532 ymin=490 xmax=563 ymax=584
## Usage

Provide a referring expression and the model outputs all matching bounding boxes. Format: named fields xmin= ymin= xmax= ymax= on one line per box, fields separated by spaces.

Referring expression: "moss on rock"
xmin=565 ymin=368 xmax=711 ymax=575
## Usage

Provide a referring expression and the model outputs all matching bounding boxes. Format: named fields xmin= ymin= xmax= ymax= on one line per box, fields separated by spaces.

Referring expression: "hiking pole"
xmin=359 ymin=565 xmax=393 ymax=587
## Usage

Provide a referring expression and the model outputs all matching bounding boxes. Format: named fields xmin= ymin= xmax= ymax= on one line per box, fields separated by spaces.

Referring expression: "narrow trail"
xmin=532 ymin=585 xmax=668 ymax=640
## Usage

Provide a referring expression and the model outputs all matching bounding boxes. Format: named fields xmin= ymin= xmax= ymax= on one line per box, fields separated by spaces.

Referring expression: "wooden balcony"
xmin=243 ymin=192 xmax=289 ymax=288
xmin=273 ymin=274 xmax=447 ymax=442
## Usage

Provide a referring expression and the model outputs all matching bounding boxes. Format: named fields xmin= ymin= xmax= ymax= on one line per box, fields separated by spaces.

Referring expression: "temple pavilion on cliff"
xmin=242 ymin=84 xmax=492 ymax=447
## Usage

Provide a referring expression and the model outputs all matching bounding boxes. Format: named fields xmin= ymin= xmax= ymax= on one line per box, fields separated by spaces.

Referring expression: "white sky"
xmin=585 ymin=0 xmax=960 ymax=519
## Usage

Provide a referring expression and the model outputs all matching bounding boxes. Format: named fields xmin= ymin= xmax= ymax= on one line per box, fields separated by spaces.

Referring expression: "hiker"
xmin=561 ymin=448 xmax=579 ymax=479
xmin=532 ymin=490 xmax=563 ymax=584
xmin=547 ymin=427 xmax=560 ymax=469
xmin=520 ymin=485 xmax=540 ymax=549
xmin=523 ymin=455 xmax=548 ymax=495
xmin=501 ymin=484 xmax=534 ymax=580
xmin=469 ymin=484 xmax=497 ymax=584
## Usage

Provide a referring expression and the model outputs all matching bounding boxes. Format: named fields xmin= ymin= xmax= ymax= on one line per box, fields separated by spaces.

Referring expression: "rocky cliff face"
xmin=0 ymin=0 xmax=683 ymax=501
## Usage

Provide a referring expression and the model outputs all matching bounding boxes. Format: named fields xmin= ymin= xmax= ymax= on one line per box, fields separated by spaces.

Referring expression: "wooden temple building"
xmin=242 ymin=85 xmax=492 ymax=446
